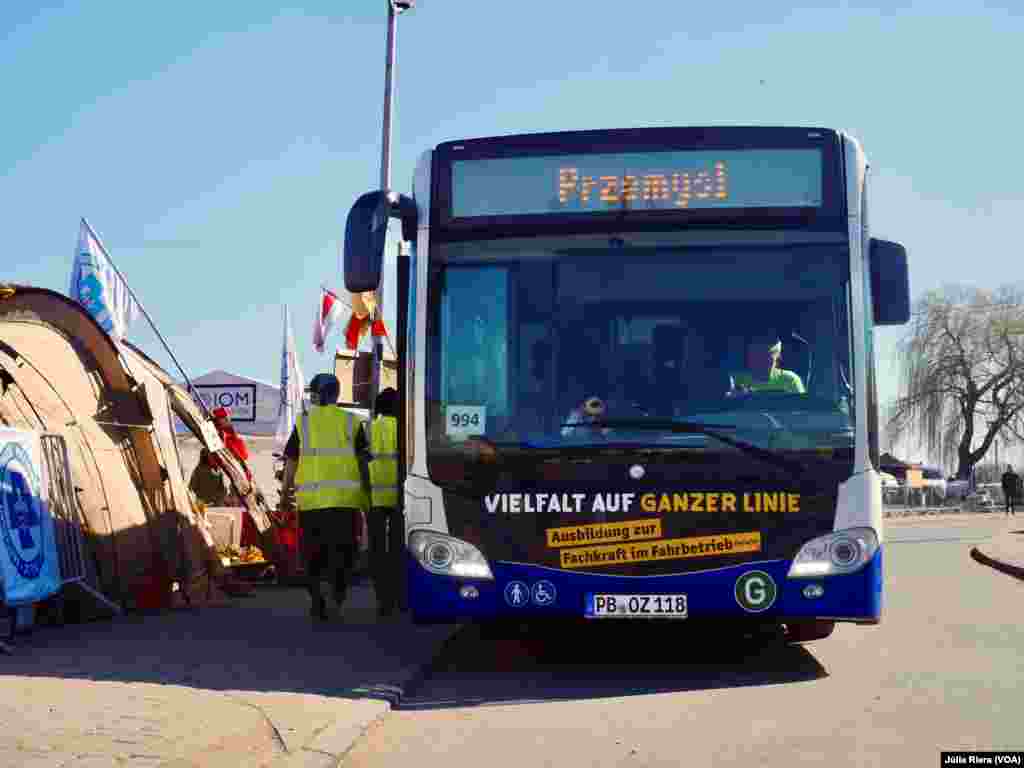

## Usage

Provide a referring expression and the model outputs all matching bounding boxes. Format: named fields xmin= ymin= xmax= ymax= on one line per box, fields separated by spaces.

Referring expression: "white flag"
xmin=69 ymin=219 xmax=140 ymax=340
xmin=274 ymin=305 xmax=307 ymax=452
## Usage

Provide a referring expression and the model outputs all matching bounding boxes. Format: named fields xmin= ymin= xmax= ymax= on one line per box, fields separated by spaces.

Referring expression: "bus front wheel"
xmin=477 ymin=619 xmax=531 ymax=641
xmin=785 ymin=620 xmax=835 ymax=643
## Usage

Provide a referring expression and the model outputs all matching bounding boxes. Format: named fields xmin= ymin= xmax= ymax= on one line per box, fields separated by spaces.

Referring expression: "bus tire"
xmin=477 ymin=619 xmax=530 ymax=641
xmin=785 ymin=620 xmax=835 ymax=643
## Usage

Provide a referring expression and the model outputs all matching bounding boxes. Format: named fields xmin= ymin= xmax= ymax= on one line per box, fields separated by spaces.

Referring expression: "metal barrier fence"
xmin=884 ymin=505 xmax=959 ymax=517
xmin=39 ymin=433 xmax=88 ymax=586
xmin=882 ymin=502 xmax=1000 ymax=517
xmin=3 ymin=434 xmax=93 ymax=647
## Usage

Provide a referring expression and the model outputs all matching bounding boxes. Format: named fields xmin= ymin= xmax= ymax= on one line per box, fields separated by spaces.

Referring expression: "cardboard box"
xmin=206 ymin=507 xmax=244 ymax=550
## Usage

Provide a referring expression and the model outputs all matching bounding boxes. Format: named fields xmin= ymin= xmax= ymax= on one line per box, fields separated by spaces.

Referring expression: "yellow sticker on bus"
xmin=545 ymin=519 xmax=663 ymax=548
xmin=639 ymin=492 xmax=800 ymax=514
xmin=558 ymin=531 xmax=762 ymax=570
xmin=483 ymin=492 xmax=801 ymax=516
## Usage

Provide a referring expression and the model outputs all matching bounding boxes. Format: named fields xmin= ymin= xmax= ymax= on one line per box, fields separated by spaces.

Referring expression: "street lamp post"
xmin=370 ymin=0 xmax=415 ymax=415
xmin=380 ymin=0 xmax=414 ymax=194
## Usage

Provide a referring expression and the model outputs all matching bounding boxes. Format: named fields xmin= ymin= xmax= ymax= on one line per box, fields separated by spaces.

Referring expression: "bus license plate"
xmin=586 ymin=594 xmax=688 ymax=619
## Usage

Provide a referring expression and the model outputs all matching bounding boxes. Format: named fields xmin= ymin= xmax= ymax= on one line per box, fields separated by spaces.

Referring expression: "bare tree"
xmin=887 ymin=284 xmax=1024 ymax=479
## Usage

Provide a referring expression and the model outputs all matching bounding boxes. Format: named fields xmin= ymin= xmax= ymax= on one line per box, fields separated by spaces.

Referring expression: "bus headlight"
xmin=408 ymin=530 xmax=494 ymax=580
xmin=787 ymin=527 xmax=879 ymax=578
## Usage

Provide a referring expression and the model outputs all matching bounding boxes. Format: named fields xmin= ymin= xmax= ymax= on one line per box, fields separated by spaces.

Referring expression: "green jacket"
xmin=731 ymin=367 xmax=805 ymax=394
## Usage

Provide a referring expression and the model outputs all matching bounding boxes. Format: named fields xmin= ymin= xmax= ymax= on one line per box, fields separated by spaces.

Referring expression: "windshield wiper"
xmin=558 ymin=419 xmax=807 ymax=478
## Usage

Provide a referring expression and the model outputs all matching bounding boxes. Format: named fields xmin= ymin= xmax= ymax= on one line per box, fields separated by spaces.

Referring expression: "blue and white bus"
xmin=344 ymin=127 xmax=910 ymax=642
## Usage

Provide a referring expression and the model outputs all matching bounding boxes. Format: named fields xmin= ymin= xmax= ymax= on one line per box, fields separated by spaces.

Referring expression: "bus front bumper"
xmin=405 ymin=547 xmax=883 ymax=625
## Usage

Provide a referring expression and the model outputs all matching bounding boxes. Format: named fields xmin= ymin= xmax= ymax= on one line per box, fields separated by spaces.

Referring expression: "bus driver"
xmin=728 ymin=335 xmax=806 ymax=397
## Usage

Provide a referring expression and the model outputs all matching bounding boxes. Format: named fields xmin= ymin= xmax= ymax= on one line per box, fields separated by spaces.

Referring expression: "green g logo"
xmin=735 ymin=570 xmax=777 ymax=613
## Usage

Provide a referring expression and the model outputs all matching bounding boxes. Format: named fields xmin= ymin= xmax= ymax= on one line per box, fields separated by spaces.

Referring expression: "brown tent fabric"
xmin=0 ymin=284 xmax=265 ymax=610
xmin=1 ymin=286 xmax=170 ymax=603
xmin=118 ymin=340 xmax=276 ymax=535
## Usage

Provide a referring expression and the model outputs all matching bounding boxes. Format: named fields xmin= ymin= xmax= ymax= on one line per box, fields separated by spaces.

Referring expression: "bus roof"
xmin=435 ymin=126 xmax=843 ymax=153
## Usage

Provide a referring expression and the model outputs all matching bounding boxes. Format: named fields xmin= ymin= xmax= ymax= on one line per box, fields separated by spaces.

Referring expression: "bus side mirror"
xmin=869 ymin=238 xmax=910 ymax=326
xmin=343 ymin=190 xmax=418 ymax=293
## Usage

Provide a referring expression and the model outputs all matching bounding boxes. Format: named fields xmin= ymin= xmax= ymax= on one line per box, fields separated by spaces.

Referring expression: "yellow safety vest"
xmin=295 ymin=406 xmax=367 ymax=511
xmin=368 ymin=415 xmax=400 ymax=508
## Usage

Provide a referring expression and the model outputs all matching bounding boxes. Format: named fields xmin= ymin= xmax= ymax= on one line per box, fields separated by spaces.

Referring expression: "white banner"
xmin=275 ymin=306 xmax=307 ymax=452
xmin=69 ymin=219 xmax=141 ymax=340
xmin=0 ymin=428 xmax=61 ymax=606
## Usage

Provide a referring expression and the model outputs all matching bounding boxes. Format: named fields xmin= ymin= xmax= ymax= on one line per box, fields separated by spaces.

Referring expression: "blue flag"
xmin=69 ymin=219 xmax=140 ymax=340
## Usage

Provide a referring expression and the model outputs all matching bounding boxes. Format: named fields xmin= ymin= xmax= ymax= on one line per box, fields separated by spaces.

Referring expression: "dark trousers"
xmin=300 ymin=508 xmax=357 ymax=606
xmin=368 ymin=506 xmax=405 ymax=612
xmin=1005 ymin=494 xmax=1016 ymax=514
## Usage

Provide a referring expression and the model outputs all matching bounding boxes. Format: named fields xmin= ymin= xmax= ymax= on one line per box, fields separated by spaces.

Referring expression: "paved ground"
xmin=2 ymin=513 xmax=1019 ymax=768
xmin=971 ymin=512 xmax=1024 ymax=580
xmin=0 ymin=581 xmax=456 ymax=768
xmin=344 ymin=515 xmax=1022 ymax=768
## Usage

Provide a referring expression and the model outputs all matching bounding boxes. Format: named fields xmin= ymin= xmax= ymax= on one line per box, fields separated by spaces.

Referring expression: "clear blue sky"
xmin=3 ymin=1 xmax=1022 ymax=465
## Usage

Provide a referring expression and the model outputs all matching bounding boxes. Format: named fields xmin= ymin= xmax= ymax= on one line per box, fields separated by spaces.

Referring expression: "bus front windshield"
xmin=426 ymin=233 xmax=855 ymax=459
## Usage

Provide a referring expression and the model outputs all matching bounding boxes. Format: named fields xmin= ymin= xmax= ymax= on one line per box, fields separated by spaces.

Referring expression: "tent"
xmin=173 ymin=369 xmax=289 ymax=499
xmin=0 ymin=284 xmax=274 ymax=616
xmin=117 ymin=341 xmax=275 ymax=524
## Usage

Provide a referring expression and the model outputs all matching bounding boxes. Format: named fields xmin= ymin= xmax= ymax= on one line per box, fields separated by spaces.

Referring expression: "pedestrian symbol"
xmin=532 ymin=580 xmax=556 ymax=606
xmin=504 ymin=580 xmax=529 ymax=607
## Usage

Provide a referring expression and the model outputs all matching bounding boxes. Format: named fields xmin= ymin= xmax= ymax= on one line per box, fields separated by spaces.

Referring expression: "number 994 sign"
xmin=446 ymin=405 xmax=487 ymax=438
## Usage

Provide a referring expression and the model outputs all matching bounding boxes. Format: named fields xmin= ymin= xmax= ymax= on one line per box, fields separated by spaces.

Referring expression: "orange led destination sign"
xmin=557 ymin=164 xmax=726 ymax=209
xmin=450 ymin=148 xmax=823 ymax=218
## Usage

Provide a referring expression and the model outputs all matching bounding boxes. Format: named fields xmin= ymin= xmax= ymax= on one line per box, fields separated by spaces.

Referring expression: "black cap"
xmin=376 ymin=387 xmax=398 ymax=417
xmin=308 ymin=373 xmax=340 ymax=404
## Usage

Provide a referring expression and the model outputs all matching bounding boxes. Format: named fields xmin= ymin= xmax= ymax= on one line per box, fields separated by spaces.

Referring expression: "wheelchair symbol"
xmin=532 ymin=580 xmax=556 ymax=606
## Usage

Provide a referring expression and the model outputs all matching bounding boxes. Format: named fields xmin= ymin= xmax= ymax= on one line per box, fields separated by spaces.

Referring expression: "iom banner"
xmin=193 ymin=384 xmax=258 ymax=422
xmin=0 ymin=428 xmax=61 ymax=607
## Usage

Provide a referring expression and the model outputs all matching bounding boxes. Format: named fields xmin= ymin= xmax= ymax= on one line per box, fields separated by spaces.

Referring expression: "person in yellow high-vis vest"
xmin=367 ymin=388 xmax=404 ymax=617
xmin=282 ymin=374 xmax=370 ymax=621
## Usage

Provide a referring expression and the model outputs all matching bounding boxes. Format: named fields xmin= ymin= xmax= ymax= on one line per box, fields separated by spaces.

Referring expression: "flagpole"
xmin=282 ymin=303 xmax=288 ymax=413
xmin=323 ymin=283 xmax=351 ymax=306
xmin=81 ymin=217 xmax=211 ymax=419
xmin=276 ymin=304 xmax=290 ymax=451
xmin=314 ymin=292 xmax=323 ymax=355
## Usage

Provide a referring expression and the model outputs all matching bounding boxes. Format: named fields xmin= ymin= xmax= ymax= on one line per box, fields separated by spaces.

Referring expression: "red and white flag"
xmin=312 ymin=286 xmax=344 ymax=353
xmin=343 ymin=290 xmax=388 ymax=350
